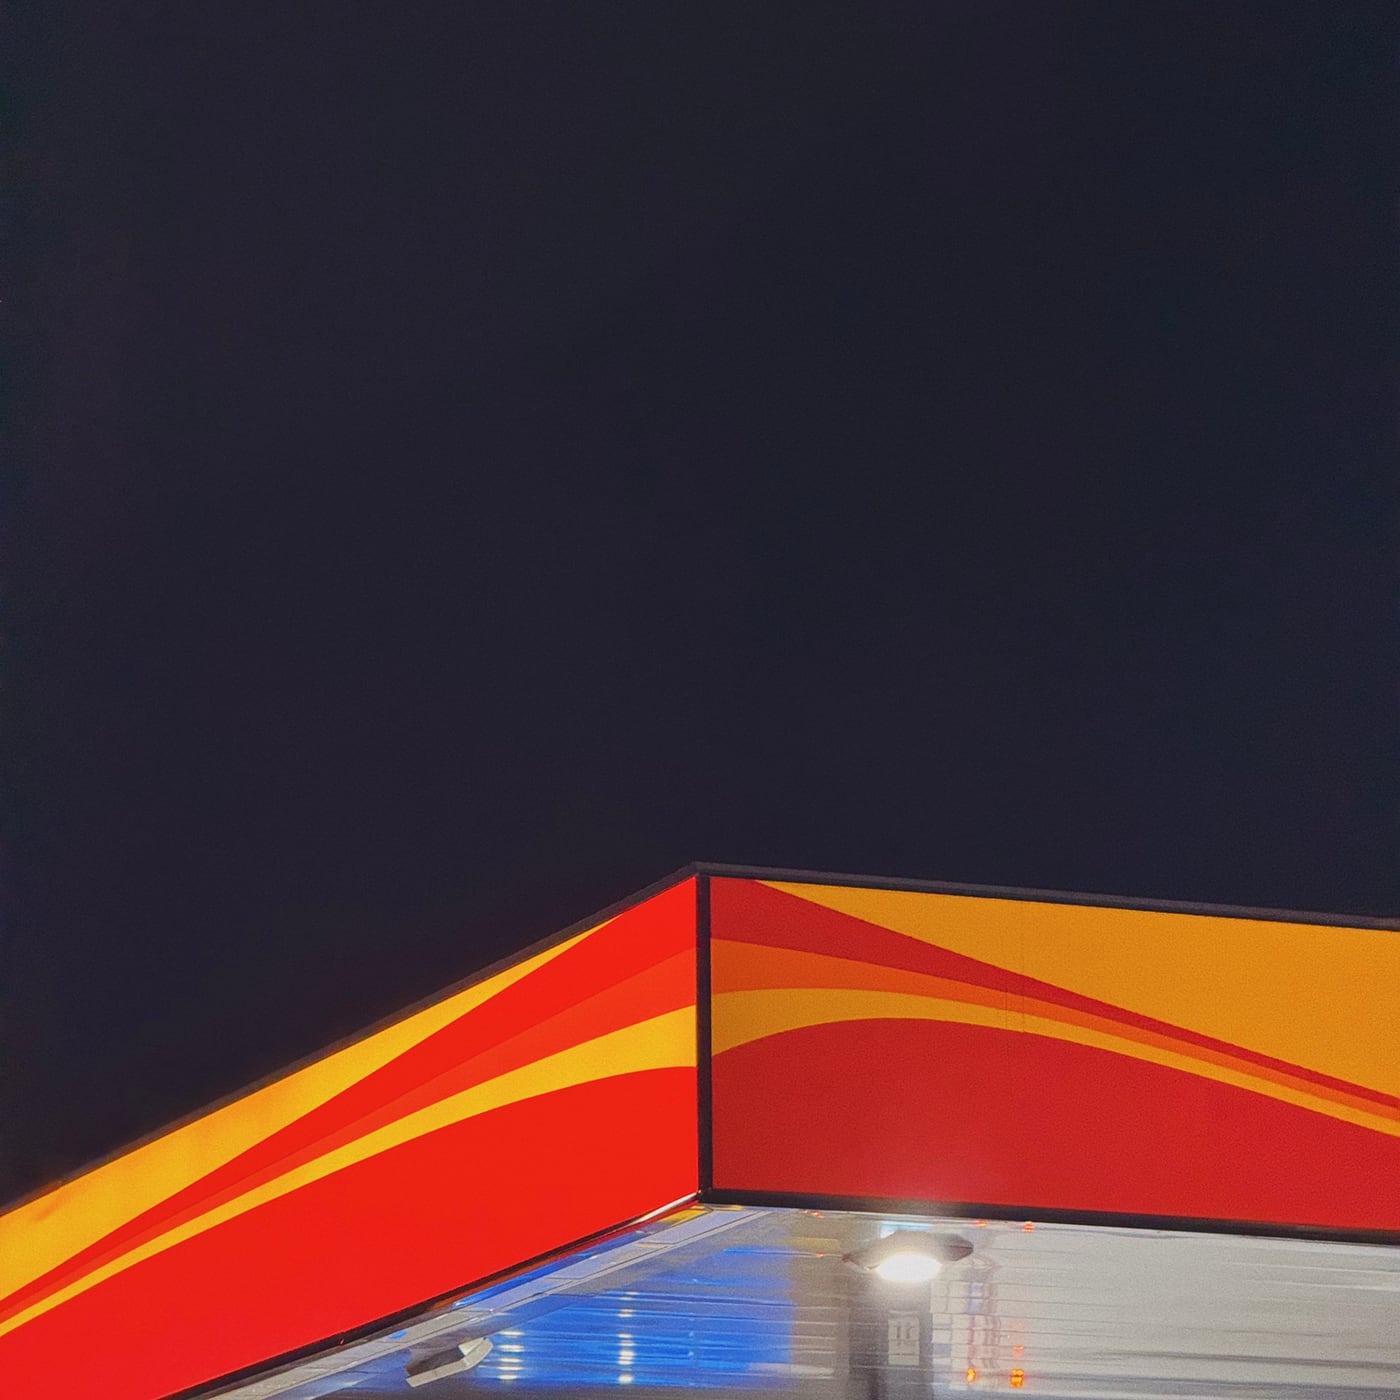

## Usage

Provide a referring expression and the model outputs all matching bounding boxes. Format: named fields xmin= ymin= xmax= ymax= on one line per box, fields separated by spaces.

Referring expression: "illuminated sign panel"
xmin=707 ymin=877 xmax=1400 ymax=1233
xmin=2 ymin=868 xmax=1395 ymax=1400
xmin=0 ymin=878 xmax=699 ymax=1400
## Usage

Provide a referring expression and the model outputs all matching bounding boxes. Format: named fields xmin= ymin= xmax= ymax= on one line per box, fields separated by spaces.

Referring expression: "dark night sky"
xmin=5 ymin=5 xmax=1397 ymax=1204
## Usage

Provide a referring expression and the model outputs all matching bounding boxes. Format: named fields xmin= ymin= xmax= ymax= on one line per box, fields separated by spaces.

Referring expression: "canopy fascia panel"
xmin=1 ymin=867 xmax=1396 ymax=1400
xmin=704 ymin=875 xmax=1400 ymax=1236
xmin=0 ymin=877 xmax=701 ymax=1400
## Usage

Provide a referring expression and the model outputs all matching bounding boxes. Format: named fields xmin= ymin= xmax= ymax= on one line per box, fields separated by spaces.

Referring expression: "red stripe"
xmin=711 ymin=1017 xmax=1400 ymax=1229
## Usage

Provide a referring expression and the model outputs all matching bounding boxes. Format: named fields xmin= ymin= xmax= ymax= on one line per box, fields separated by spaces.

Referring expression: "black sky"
xmin=6 ymin=4 xmax=1397 ymax=1204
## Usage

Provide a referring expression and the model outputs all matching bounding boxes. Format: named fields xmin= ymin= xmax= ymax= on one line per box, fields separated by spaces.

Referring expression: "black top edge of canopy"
xmin=692 ymin=862 xmax=1400 ymax=931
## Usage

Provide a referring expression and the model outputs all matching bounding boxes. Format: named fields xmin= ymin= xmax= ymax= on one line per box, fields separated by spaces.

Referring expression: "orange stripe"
xmin=713 ymin=938 xmax=1010 ymax=1002
xmin=712 ymin=941 xmax=1400 ymax=1129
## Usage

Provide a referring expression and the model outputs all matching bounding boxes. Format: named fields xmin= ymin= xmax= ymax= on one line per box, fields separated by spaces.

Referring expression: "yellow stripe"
xmin=0 ymin=926 xmax=600 ymax=1302
xmin=0 ymin=1004 xmax=693 ymax=1343
xmin=765 ymin=882 xmax=1400 ymax=1099
xmin=711 ymin=987 xmax=1400 ymax=1139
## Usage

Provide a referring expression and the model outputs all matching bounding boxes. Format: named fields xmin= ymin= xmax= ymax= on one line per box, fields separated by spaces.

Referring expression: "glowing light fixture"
xmin=875 ymin=1251 xmax=943 ymax=1283
xmin=844 ymin=1230 xmax=974 ymax=1285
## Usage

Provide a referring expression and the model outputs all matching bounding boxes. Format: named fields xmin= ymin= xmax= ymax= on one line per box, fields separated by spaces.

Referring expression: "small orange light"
xmin=1022 ymin=1222 xmax=1035 ymax=1232
xmin=1010 ymin=1368 xmax=1025 ymax=1388
xmin=965 ymin=1366 xmax=978 ymax=1383
xmin=1013 ymin=1344 xmax=1024 ymax=1355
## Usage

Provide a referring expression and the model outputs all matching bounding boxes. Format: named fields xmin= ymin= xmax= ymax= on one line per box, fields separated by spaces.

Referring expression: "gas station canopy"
xmin=2 ymin=867 xmax=1397 ymax=1399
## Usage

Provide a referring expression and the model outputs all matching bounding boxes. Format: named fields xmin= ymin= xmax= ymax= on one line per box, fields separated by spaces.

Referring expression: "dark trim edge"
xmin=692 ymin=862 xmax=1399 ymax=930
xmin=695 ymin=873 xmax=714 ymax=1194
xmin=698 ymin=1187 xmax=1400 ymax=1248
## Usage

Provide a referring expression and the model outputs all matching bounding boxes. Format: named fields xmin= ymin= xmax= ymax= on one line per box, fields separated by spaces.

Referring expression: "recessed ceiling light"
xmin=844 ymin=1231 xmax=974 ymax=1286
xmin=874 ymin=1250 xmax=944 ymax=1283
